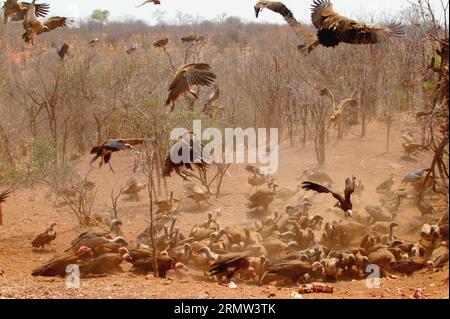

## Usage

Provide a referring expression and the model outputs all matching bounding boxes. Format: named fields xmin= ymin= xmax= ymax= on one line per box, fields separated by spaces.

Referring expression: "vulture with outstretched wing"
xmin=165 ymin=63 xmax=216 ymax=112
xmin=302 ymin=176 xmax=355 ymax=218
xmin=136 ymin=0 xmax=160 ymax=8
xmin=22 ymin=1 xmax=72 ymax=46
xmin=307 ymin=0 xmax=404 ymax=52
xmin=163 ymin=133 xmax=210 ymax=181
xmin=2 ymin=0 xmax=49 ymax=23
xmin=90 ymin=138 xmax=151 ymax=173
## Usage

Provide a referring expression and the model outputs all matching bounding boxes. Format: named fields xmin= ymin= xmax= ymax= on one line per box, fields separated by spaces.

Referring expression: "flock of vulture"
xmin=24 ymin=163 xmax=448 ymax=287
xmin=1 ymin=0 xmax=448 ymax=293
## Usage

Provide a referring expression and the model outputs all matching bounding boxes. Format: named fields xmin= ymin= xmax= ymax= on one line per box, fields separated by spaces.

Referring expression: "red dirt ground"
xmin=0 ymin=121 xmax=448 ymax=299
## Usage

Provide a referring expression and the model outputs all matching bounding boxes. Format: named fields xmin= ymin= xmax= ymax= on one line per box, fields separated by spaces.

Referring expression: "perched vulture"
xmin=90 ymin=138 xmax=151 ymax=172
xmin=57 ymin=43 xmax=69 ymax=60
xmin=32 ymin=246 xmax=93 ymax=277
xmin=22 ymin=1 xmax=72 ymax=46
xmin=163 ymin=133 xmax=210 ymax=180
xmin=302 ymin=176 xmax=355 ymax=218
xmin=208 ymin=253 xmax=256 ymax=282
xmin=2 ymin=0 xmax=49 ymax=23
xmin=165 ymin=63 xmax=216 ymax=112
xmin=153 ymin=37 xmax=169 ymax=48
xmin=136 ymin=0 xmax=160 ymax=8
xmin=181 ymin=34 xmax=207 ymax=43
xmin=31 ymin=222 xmax=57 ymax=249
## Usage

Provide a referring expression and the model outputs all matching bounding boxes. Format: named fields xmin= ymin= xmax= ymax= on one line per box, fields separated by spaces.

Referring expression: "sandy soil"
xmin=0 ymin=121 xmax=448 ymax=299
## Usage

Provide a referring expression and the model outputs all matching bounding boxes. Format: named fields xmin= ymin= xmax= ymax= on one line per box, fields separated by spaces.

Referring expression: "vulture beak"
xmin=346 ymin=210 xmax=353 ymax=218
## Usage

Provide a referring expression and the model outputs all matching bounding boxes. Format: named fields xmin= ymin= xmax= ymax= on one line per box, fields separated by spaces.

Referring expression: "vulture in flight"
xmin=31 ymin=222 xmax=57 ymax=249
xmin=163 ymin=133 xmax=210 ymax=181
xmin=302 ymin=176 xmax=356 ymax=218
xmin=136 ymin=0 xmax=160 ymax=8
xmin=90 ymin=138 xmax=153 ymax=173
xmin=254 ymin=0 xmax=404 ymax=54
xmin=165 ymin=63 xmax=216 ymax=112
xmin=2 ymin=0 xmax=49 ymax=23
xmin=56 ymin=43 xmax=69 ymax=60
xmin=22 ymin=0 xmax=72 ymax=46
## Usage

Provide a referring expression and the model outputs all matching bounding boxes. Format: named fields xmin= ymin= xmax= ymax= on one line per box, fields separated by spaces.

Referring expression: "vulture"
xmin=376 ymin=174 xmax=395 ymax=193
xmin=163 ymin=133 xmax=210 ymax=180
xmin=247 ymin=186 xmax=276 ymax=212
xmin=202 ymin=86 xmax=221 ymax=114
xmin=302 ymin=176 xmax=355 ymax=218
xmin=66 ymin=235 xmax=127 ymax=254
xmin=69 ymin=219 xmax=123 ymax=248
xmin=22 ymin=1 xmax=72 ymax=46
xmin=184 ymin=184 xmax=213 ymax=207
xmin=260 ymin=260 xmax=324 ymax=285
xmin=330 ymin=99 xmax=357 ymax=124
xmin=297 ymin=169 xmax=334 ymax=185
xmin=165 ymin=63 xmax=216 ymax=112
xmin=32 ymin=246 xmax=93 ymax=277
xmin=153 ymin=37 xmax=169 ymax=48
xmin=367 ymin=244 xmax=396 ymax=275
xmin=123 ymin=178 xmax=146 ymax=201
xmin=208 ymin=253 xmax=256 ymax=282
xmin=254 ymin=1 xmax=294 ymax=19
xmin=181 ymin=34 xmax=207 ymax=43
xmin=391 ymin=257 xmax=427 ymax=275
xmin=79 ymin=250 xmax=132 ymax=276
xmin=2 ymin=0 xmax=49 ymax=23
xmin=402 ymin=168 xmax=431 ymax=185
xmin=57 ymin=43 xmax=69 ymax=60
xmin=90 ymin=138 xmax=151 ymax=172
xmin=428 ymin=241 xmax=449 ymax=269
xmin=89 ymin=36 xmax=99 ymax=47
xmin=127 ymin=44 xmax=138 ymax=54
xmin=128 ymin=253 xmax=188 ymax=278
xmin=136 ymin=0 xmax=160 ymax=8
xmin=255 ymin=0 xmax=404 ymax=54
xmin=155 ymin=191 xmax=179 ymax=214
xmin=31 ymin=222 xmax=57 ymax=249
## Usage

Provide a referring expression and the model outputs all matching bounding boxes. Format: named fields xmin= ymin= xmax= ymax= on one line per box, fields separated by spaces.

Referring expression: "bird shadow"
xmin=31 ymin=248 xmax=56 ymax=254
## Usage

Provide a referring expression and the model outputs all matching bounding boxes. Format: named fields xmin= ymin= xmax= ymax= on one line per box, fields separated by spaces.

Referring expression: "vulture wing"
xmin=311 ymin=0 xmax=404 ymax=44
xmin=38 ymin=16 xmax=72 ymax=34
xmin=344 ymin=177 xmax=355 ymax=203
xmin=301 ymin=181 xmax=344 ymax=203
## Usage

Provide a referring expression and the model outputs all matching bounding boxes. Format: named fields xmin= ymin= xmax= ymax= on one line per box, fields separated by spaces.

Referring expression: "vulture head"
xmin=311 ymin=261 xmax=325 ymax=274
xmin=345 ymin=209 xmax=353 ymax=219
xmin=77 ymin=246 xmax=94 ymax=257
xmin=174 ymin=262 xmax=189 ymax=272
xmin=254 ymin=1 xmax=270 ymax=17
xmin=118 ymin=247 xmax=130 ymax=256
